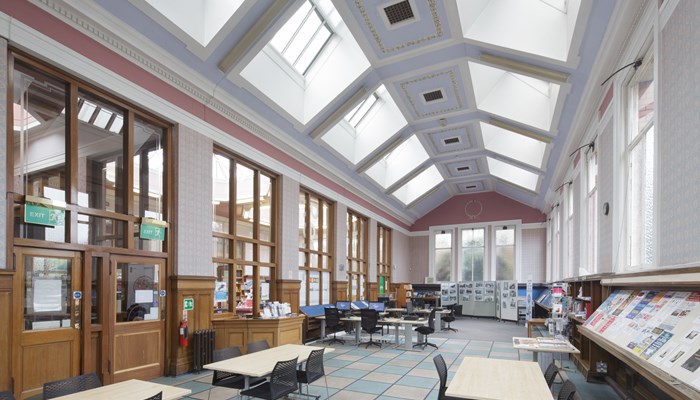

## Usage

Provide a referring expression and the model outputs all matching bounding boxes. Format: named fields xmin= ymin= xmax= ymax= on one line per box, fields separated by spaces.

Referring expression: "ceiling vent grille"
xmin=465 ymin=185 xmax=477 ymax=189
xmin=384 ymin=1 xmax=414 ymax=25
xmin=443 ymin=137 xmax=460 ymax=145
xmin=457 ymin=166 xmax=471 ymax=172
xmin=423 ymin=90 xmax=444 ymax=102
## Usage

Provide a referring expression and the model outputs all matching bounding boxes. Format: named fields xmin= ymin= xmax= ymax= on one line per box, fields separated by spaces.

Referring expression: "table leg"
xmin=402 ymin=323 xmax=413 ymax=350
xmin=394 ymin=323 xmax=400 ymax=347
xmin=243 ymin=376 xmax=250 ymax=390
xmin=354 ymin=320 xmax=361 ymax=344
xmin=320 ymin=319 xmax=326 ymax=340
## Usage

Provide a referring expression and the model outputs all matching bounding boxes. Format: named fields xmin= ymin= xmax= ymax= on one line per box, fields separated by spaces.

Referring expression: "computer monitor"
xmin=377 ymin=296 xmax=391 ymax=303
xmin=368 ymin=301 xmax=385 ymax=312
xmin=336 ymin=301 xmax=351 ymax=311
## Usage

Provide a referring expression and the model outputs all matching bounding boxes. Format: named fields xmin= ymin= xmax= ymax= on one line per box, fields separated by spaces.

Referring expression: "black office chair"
xmin=557 ymin=380 xmax=577 ymax=400
xmin=0 ymin=390 xmax=15 ymax=400
xmin=324 ymin=307 xmax=346 ymax=345
xmin=433 ymin=354 xmax=460 ymax=400
xmin=359 ymin=309 xmax=382 ymax=348
xmin=441 ymin=305 xmax=457 ymax=332
xmin=247 ymin=339 xmax=270 ymax=354
xmin=386 ymin=300 xmax=396 ymax=309
xmin=414 ymin=308 xmax=437 ymax=349
xmin=43 ymin=373 xmax=102 ymax=399
xmin=544 ymin=361 xmax=563 ymax=388
xmin=240 ymin=357 xmax=299 ymax=400
xmin=208 ymin=346 xmax=266 ymax=400
xmin=296 ymin=348 xmax=328 ymax=399
xmin=143 ymin=391 xmax=162 ymax=400
xmin=453 ymin=304 xmax=463 ymax=319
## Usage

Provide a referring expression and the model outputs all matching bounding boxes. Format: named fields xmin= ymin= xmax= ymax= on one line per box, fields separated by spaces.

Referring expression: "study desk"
xmin=52 ymin=379 xmax=191 ymax=400
xmin=445 ymin=357 xmax=553 ymax=400
xmin=204 ymin=344 xmax=333 ymax=390
xmin=379 ymin=317 xmax=427 ymax=350
xmin=512 ymin=336 xmax=580 ymax=362
xmin=413 ymin=308 xmax=450 ymax=330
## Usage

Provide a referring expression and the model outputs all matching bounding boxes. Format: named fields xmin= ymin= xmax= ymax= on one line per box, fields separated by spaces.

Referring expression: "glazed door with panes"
xmin=13 ymin=248 xmax=83 ymax=399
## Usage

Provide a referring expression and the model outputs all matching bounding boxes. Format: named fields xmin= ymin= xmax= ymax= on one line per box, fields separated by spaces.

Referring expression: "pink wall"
xmin=411 ymin=192 xmax=546 ymax=231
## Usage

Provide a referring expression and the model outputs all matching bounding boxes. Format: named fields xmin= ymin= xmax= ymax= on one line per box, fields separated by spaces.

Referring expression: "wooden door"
xmin=109 ymin=256 xmax=166 ymax=382
xmin=13 ymin=248 xmax=82 ymax=399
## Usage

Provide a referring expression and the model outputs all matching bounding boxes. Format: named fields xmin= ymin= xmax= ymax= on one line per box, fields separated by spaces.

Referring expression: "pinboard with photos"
xmin=583 ymin=290 xmax=700 ymax=390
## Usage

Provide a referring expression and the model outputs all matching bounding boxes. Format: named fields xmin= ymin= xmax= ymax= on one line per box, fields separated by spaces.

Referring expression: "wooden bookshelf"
xmin=397 ymin=284 xmax=412 ymax=307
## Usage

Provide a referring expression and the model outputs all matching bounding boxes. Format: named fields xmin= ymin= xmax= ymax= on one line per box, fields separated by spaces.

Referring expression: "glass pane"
xmin=133 ymin=116 xmax=164 ymax=220
xmin=309 ymin=271 xmax=320 ymax=306
xmin=214 ymin=264 xmax=230 ymax=314
xmin=310 ymin=253 xmax=318 ymax=268
xmin=298 ymin=270 xmax=307 ymax=306
xmin=298 ymin=193 xmax=307 ymax=248
xmin=236 ymin=164 xmax=254 ymax=239
xmin=461 ymin=248 xmax=473 ymax=281
xmin=496 ymin=246 xmax=514 ymax=280
xmin=115 ymin=262 xmax=160 ymax=322
xmin=435 ymin=248 xmax=452 ymax=281
xmin=133 ymin=222 xmax=164 ymax=252
xmin=77 ymin=91 xmax=126 ymax=213
xmin=295 ymin=24 xmax=331 ymax=73
xmin=310 ymin=197 xmax=319 ymax=251
xmin=496 ymin=228 xmax=514 ymax=245
xmin=14 ymin=203 xmax=66 ymax=242
xmin=436 ymin=232 xmax=452 ymax=248
xmin=13 ymin=63 xmax=67 ymax=198
xmin=212 ymin=155 xmax=230 ymax=233
xmin=637 ymin=66 xmax=654 ymax=136
xmin=24 ymin=256 xmax=71 ymax=330
xmin=260 ymin=267 xmax=272 ymax=304
xmin=91 ymin=257 xmax=101 ymax=324
xmin=260 ymin=245 xmax=272 ymax=263
xmin=241 ymin=242 xmax=254 ymax=262
xmin=321 ymin=202 xmax=329 ymax=252
xmin=213 ymin=237 xmax=229 ymax=259
xmin=322 ymin=272 xmax=330 ymax=304
xmin=78 ymin=214 xmax=126 ymax=247
xmin=298 ymin=251 xmax=307 ymax=267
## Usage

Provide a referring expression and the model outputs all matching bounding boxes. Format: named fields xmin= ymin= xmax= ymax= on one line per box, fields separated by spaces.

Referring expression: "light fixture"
xmin=480 ymin=53 xmax=569 ymax=84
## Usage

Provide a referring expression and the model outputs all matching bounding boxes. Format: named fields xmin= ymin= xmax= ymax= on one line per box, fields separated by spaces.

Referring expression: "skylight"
xmin=321 ymin=85 xmax=407 ymax=165
xmin=365 ymin=135 xmax=429 ymax=189
xmin=487 ymin=157 xmax=539 ymax=191
xmin=77 ymin=99 xmax=124 ymax=134
xmin=269 ymin=0 xmax=334 ymax=75
xmin=13 ymin=103 xmax=40 ymax=131
xmin=480 ymin=122 xmax=547 ymax=168
xmin=469 ymin=61 xmax=561 ymax=131
xmin=391 ymin=165 xmax=443 ymax=206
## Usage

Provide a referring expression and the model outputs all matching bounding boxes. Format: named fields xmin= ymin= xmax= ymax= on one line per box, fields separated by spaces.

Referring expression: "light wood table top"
xmin=445 ymin=357 xmax=553 ymax=400
xmin=204 ymin=344 xmax=333 ymax=377
xmin=52 ymin=379 xmax=191 ymax=400
xmin=379 ymin=317 xmax=427 ymax=326
xmin=385 ymin=308 xmax=406 ymax=312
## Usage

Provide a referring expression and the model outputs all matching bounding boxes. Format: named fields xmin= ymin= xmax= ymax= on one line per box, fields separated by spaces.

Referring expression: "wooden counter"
xmin=212 ymin=315 xmax=304 ymax=353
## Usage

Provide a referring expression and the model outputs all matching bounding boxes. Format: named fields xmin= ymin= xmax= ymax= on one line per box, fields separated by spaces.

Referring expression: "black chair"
xmin=557 ymin=380 xmax=577 ymax=400
xmin=143 ymin=391 xmax=162 ymax=400
xmin=441 ymin=305 xmax=457 ymax=332
xmin=414 ymin=308 xmax=437 ymax=349
xmin=247 ymin=339 xmax=270 ymax=354
xmin=240 ymin=357 xmax=299 ymax=400
xmin=209 ymin=346 xmax=265 ymax=400
xmin=544 ymin=361 xmax=562 ymax=388
xmin=323 ymin=307 xmax=346 ymax=345
xmin=359 ymin=309 xmax=382 ymax=348
xmin=453 ymin=304 xmax=463 ymax=319
xmin=386 ymin=300 xmax=396 ymax=309
xmin=296 ymin=348 xmax=328 ymax=399
xmin=0 ymin=390 xmax=15 ymax=400
xmin=433 ymin=354 xmax=460 ymax=400
xmin=43 ymin=373 xmax=102 ymax=399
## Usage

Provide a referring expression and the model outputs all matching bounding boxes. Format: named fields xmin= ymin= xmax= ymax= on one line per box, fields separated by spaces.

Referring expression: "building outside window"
xmin=434 ymin=231 xmax=453 ymax=282
xmin=346 ymin=210 xmax=367 ymax=301
xmin=298 ymin=189 xmax=334 ymax=306
xmin=585 ymin=147 xmax=598 ymax=275
xmin=212 ymin=151 xmax=277 ymax=316
xmin=495 ymin=226 xmax=515 ymax=280
xmin=460 ymin=228 xmax=485 ymax=281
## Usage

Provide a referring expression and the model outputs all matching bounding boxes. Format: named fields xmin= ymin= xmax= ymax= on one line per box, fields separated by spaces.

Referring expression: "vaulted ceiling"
xmin=53 ymin=0 xmax=617 ymax=225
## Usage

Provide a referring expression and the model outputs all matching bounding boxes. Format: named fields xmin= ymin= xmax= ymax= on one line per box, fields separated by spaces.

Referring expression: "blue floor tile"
xmin=375 ymin=365 xmax=411 ymax=375
xmin=345 ymin=380 xmax=391 ymax=394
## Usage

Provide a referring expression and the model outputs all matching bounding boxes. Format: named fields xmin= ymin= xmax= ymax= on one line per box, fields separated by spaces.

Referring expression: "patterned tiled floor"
xmin=157 ymin=336 xmax=621 ymax=399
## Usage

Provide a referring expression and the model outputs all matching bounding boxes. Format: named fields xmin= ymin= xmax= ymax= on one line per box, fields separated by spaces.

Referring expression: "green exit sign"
xmin=140 ymin=223 xmax=165 ymax=240
xmin=183 ymin=298 xmax=194 ymax=311
xmin=24 ymin=204 xmax=65 ymax=227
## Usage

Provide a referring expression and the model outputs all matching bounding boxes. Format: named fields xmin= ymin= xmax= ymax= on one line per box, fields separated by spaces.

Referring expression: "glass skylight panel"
xmin=78 ymin=101 xmax=97 ymax=123
xmin=480 ymin=122 xmax=547 ymax=168
xmin=345 ymin=94 xmax=378 ymax=128
xmin=109 ymin=115 xmax=124 ymax=134
xmin=270 ymin=0 xmax=333 ymax=75
xmin=93 ymin=108 xmax=112 ymax=129
xmin=365 ymin=135 xmax=429 ymax=189
xmin=487 ymin=157 xmax=539 ymax=191
xmin=392 ymin=165 xmax=443 ymax=206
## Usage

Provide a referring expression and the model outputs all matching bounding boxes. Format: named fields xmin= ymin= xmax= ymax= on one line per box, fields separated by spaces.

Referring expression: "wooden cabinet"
xmin=398 ymin=284 xmax=412 ymax=307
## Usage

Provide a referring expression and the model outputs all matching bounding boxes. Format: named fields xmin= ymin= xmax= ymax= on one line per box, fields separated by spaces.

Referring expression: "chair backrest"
xmin=386 ymin=300 xmax=396 ymax=308
xmin=325 ymin=307 xmax=341 ymax=326
xmin=43 ymin=373 xmax=102 ymax=399
xmin=302 ymin=348 xmax=326 ymax=383
xmin=143 ymin=391 xmax=162 ymax=400
xmin=246 ymin=339 xmax=270 ymax=354
xmin=454 ymin=304 xmax=463 ymax=317
xmin=360 ymin=309 xmax=378 ymax=330
xmin=433 ymin=354 xmax=448 ymax=400
xmin=270 ymin=357 xmax=299 ymax=399
xmin=427 ymin=308 xmax=436 ymax=330
xmin=0 ymin=390 xmax=15 ymax=400
xmin=557 ymin=380 xmax=577 ymax=400
xmin=544 ymin=361 xmax=559 ymax=387
xmin=213 ymin=346 xmax=242 ymax=362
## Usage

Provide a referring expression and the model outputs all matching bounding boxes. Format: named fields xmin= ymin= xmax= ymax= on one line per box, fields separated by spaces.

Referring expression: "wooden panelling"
xmin=88 ymin=331 xmax=101 ymax=379
xmin=113 ymin=326 xmax=162 ymax=381
xmin=0 ymin=274 xmax=12 ymax=391
xmin=20 ymin=339 xmax=75 ymax=399
xmin=367 ymin=282 xmax=378 ymax=301
xmin=213 ymin=316 xmax=304 ymax=354
xmin=333 ymin=281 xmax=348 ymax=301
xmin=276 ymin=279 xmax=300 ymax=312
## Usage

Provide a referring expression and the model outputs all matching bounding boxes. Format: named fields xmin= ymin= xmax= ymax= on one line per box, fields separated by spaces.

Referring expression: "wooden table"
xmin=52 ymin=379 xmax=191 ymax=400
xmin=512 ymin=336 xmax=580 ymax=362
xmin=445 ymin=357 xmax=553 ymax=400
xmin=204 ymin=344 xmax=333 ymax=389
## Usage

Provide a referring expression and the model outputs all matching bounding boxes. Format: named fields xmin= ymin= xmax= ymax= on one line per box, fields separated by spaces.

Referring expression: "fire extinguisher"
xmin=179 ymin=320 xmax=188 ymax=347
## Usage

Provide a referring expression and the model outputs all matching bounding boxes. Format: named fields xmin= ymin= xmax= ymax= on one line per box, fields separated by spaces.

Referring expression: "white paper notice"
xmin=34 ymin=279 xmax=63 ymax=312
xmin=135 ymin=289 xmax=153 ymax=303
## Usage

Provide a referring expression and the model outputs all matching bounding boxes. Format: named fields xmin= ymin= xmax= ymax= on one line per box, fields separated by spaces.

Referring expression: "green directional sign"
xmin=139 ymin=223 xmax=165 ymax=240
xmin=183 ymin=298 xmax=194 ymax=311
xmin=24 ymin=204 xmax=65 ymax=227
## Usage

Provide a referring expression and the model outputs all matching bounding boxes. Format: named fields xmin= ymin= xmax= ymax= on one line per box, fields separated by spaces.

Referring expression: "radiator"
xmin=192 ymin=329 xmax=215 ymax=372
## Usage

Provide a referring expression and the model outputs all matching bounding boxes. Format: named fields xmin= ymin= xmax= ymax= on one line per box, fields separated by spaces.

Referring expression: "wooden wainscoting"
xmin=168 ymin=276 xmax=215 ymax=375
xmin=0 ymin=273 xmax=12 ymax=392
xmin=332 ymin=281 xmax=348 ymax=301
xmin=276 ymin=279 xmax=301 ymax=313
xmin=212 ymin=315 xmax=304 ymax=353
xmin=367 ymin=282 xmax=378 ymax=301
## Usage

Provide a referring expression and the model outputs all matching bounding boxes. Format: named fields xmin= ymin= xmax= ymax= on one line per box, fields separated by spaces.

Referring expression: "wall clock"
xmin=464 ymin=200 xmax=483 ymax=219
